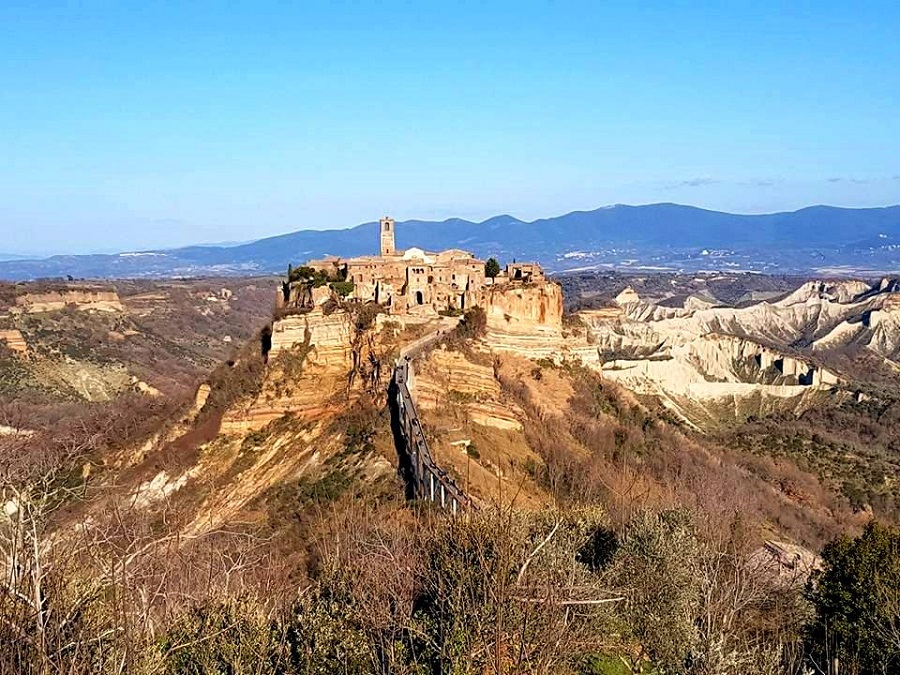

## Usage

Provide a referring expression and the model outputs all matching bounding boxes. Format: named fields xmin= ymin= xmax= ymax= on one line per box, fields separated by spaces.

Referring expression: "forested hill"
xmin=3 ymin=203 xmax=900 ymax=280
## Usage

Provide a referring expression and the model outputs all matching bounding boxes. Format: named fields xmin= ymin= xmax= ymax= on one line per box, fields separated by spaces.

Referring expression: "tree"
xmin=289 ymin=265 xmax=314 ymax=283
xmin=804 ymin=521 xmax=900 ymax=675
xmin=330 ymin=280 xmax=354 ymax=298
xmin=485 ymin=257 xmax=501 ymax=279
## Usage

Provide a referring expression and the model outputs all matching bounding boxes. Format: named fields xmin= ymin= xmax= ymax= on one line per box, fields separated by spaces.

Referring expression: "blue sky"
xmin=1 ymin=1 xmax=898 ymax=255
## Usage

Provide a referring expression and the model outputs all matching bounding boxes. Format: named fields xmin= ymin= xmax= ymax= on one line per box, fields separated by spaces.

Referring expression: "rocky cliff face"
xmin=14 ymin=289 xmax=123 ymax=313
xmin=111 ymin=305 xmax=403 ymax=537
xmin=223 ymin=312 xmax=350 ymax=432
xmin=580 ymin=315 xmax=840 ymax=389
xmin=613 ymin=278 xmax=900 ymax=365
xmin=775 ymin=279 xmax=872 ymax=306
xmin=269 ymin=310 xmax=353 ymax=364
xmin=412 ymin=346 xmax=550 ymax=509
xmin=549 ymin=278 xmax=900 ymax=427
xmin=221 ymin=308 xmax=394 ymax=432
xmin=415 ymin=348 xmax=522 ymax=431
xmin=482 ymin=283 xmax=563 ymax=334
xmin=0 ymin=329 xmax=27 ymax=354
xmin=477 ymin=282 xmax=565 ymax=360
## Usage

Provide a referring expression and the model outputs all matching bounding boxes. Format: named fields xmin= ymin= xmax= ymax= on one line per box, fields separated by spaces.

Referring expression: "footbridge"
xmin=390 ymin=323 xmax=473 ymax=513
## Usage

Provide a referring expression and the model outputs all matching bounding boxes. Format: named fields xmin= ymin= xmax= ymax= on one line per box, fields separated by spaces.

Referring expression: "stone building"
xmin=380 ymin=216 xmax=396 ymax=256
xmin=504 ymin=262 xmax=545 ymax=284
xmin=283 ymin=216 xmax=545 ymax=316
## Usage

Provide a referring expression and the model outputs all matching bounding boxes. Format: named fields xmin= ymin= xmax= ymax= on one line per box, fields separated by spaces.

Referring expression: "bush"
xmin=155 ymin=601 xmax=286 ymax=674
xmin=612 ymin=510 xmax=701 ymax=672
xmin=288 ymin=265 xmax=332 ymax=288
xmin=351 ymin=303 xmax=381 ymax=332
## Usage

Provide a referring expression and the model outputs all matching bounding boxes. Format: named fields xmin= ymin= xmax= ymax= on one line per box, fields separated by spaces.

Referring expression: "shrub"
xmin=351 ymin=303 xmax=381 ymax=332
xmin=288 ymin=266 xmax=331 ymax=288
xmin=155 ymin=601 xmax=287 ymax=674
xmin=612 ymin=510 xmax=701 ymax=672
xmin=804 ymin=521 xmax=900 ymax=674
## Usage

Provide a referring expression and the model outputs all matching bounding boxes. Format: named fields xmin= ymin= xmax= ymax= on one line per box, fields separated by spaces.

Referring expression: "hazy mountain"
xmin=2 ymin=203 xmax=900 ymax=280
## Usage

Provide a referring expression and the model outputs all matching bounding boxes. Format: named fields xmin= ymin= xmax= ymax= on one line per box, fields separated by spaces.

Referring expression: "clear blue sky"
xmin=1 ymin=1 xmax=898 ymax=254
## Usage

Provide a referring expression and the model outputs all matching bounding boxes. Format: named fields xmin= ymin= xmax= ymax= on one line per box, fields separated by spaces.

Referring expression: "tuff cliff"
xmin=221 ymin=307 xmax=392 ymax=432
xmin=0 ymin=329 xmax=27 ymax=354
xmin=96 ymin=304 xmax=411 ymax=538
xmin=13 ymin=289 xmax=123 ymax=313
xmin=482 ymin=282 xmax=563 ymax=334
xmin=414 ymin=348 xmax=523 ymax=431
xmin=478 ymin=282 xmax=566 ymax=360
xmin=572 ymin=287 xmax=855 ymax=428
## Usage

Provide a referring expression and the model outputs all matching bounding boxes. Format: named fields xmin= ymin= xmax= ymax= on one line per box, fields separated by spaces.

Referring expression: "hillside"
xmin=1 ymin=272 xmax=898 ymax=672
xmin=3 ymin=203 xmax=900 ymax=280
xmin=0 ymin=276 xmax=276 ymax=437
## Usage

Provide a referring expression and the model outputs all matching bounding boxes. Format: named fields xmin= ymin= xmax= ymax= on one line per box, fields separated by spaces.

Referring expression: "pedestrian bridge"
xmin=391 ymin=354 xmax=473 ymax=514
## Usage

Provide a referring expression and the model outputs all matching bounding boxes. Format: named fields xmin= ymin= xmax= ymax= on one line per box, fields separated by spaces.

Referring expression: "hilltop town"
xmin=277 ymin=216 xmax=545 ymax=315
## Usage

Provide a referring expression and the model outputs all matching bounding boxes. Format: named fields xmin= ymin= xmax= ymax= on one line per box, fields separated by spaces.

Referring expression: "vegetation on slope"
xmin=722 ymin=396 xmax=900 ymax=520
xmin=1 ymin=276 xmax=898 ymax=673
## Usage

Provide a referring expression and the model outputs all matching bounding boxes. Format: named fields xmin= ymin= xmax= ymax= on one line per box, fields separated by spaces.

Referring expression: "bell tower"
xmin=380 ymin=216 xmax=396 ymax=256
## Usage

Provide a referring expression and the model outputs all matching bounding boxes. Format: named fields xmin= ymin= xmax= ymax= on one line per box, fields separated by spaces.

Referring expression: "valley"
xmin=1 ymin=267 xmax=899 ymax=672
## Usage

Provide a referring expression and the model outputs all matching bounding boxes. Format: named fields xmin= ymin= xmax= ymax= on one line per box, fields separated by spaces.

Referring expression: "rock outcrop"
xmin=0 ymin=329 xmax=27 ymax=354
xmin=33 ymin=359 xmax=132 ymax=402
xmin=268 ymin=310 xmax=353 ymax=365
xmin=482 ymin=282 xmax=563 ymax=334
xmin=192 ymin=383 xmax=212 ymax=414
xmin=479 ymin=282 xmax=565 ymax=360
xmin=13 ymin=289 xmax=123 ymax=314
xmin=222 ymin=308 xmax=393 ymax=433
xmin=557 ymin=279 xmax=900 ymax=427
xmin=775 ymin=279 xmax=871 ymax=307
xmin=415 ymin=348 xmax=523 ymax=431
xmin=223 ymin=311 xmax=354 ymax=432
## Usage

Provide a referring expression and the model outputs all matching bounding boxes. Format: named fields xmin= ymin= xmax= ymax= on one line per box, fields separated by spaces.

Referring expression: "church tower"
xmin=380 ymin=216 xmax=396 ymax=256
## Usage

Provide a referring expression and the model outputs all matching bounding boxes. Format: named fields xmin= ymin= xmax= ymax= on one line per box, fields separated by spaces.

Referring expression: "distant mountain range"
xmin=0 ymin=253 xmax=33 ymax=262
xmin=2 ymin=203 xmax=900 ymax=281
